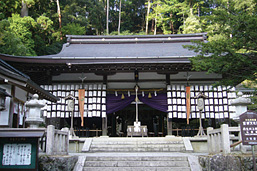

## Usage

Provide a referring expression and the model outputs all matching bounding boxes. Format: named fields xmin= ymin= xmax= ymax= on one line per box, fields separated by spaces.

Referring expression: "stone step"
xmin=86 ymin=156 xmax=188 ymax=161
xmin=85 ymin=160 xmax=189 ymax=167
xmin=87 ymin=137 xmax=187 ymax=153
xmin=91 ymin=140 xmax=184 ymax=145
xmin=90 ymin=144 xmax=184 ymax=148
xmin=89 ymin=147 xmax=185 ymax=152
xmin=83 ymin=167 xmax=191 ymax=171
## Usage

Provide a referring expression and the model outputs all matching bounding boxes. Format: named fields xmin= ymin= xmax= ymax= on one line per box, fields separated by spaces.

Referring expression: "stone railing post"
xmin=46 ymin=125 xmax=55 ymax=155
xmin=62 ymin=127 xmax=69 ymax=154
xmin=207 ymin=127 xmax=214 ymax=154
xmin=221 ymin=124 xmax=230 ymax=154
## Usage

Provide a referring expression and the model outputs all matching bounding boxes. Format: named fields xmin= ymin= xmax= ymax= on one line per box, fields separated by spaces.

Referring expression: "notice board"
xmin=240 ymin=110 xmax=257 ymax=145
xmin=0 ymin=137 xmax=38 ymax=170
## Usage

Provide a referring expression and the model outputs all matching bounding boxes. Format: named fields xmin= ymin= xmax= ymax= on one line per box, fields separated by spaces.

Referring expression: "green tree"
xmin=62 ymin=23 xmax=86 ymax=35
xmin=8 ymin=14 xmax=37 ymax=55
xmin=0 ymin=19 xmax=32 ymax=56
xmin=182 ymin=14 xmax=202 ymax=34
xmin=186 ymin=0 xmax=257 ymax=87
xmin=0 ymin=0 xmax=22 ymax=19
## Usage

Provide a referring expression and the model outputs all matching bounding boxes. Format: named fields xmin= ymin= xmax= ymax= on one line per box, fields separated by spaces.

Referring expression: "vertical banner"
xmin=78 ymin=89 xmax=85 ymax=126
xmin=186 ymin=86 xmax=191 ymax=124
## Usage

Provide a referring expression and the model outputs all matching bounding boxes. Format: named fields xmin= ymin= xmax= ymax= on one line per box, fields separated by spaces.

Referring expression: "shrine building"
xmin=0 ymin=33 xmax=237 ymax=137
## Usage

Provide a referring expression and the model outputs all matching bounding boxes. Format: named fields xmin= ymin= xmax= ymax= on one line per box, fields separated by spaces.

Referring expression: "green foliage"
xmin=110 ymin=30 xmax=146 ymax=35
xmin=62 ymin=23 xmax=86 ymax=35
xmin=182 ymin=14 xmax=202 ymax=34
xmin=0 ymin=0 xmax=21 ymax=19
xmin=23 ymin=0 xmax=35 ymax=7
xmin=185 ymin=0 xmax=257 ymax=87
xmin=8 ymin=14 xmax=37 ymax=56
xmin=0 ymin=19 xmax=32 ymax=56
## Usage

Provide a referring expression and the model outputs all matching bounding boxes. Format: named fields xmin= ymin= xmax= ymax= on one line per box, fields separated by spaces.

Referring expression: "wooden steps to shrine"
xmin=83 ymin=156 xmax=191 ymax=171
xmin=87 ymin=137 xmax=186 ymax=153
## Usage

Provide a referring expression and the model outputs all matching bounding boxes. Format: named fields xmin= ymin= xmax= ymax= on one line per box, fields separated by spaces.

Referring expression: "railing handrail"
xmin=207 ymin=124 xmax=242 ymax=155
xmin=46 ymin=125 xmax=69 ymax=155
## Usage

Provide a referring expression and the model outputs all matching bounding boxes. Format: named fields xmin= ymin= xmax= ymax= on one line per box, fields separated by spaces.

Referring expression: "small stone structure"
xmin=230 ymin=91 xmax=251 ymax=122
xmin=25 ymin=94 xmax=46 ymax=128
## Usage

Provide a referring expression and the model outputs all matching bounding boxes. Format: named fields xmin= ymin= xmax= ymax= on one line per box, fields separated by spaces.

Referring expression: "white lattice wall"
xmin=41 ymin=84 xmax=106 ymax=118
xmin=167 ymin=84 xmax=236 ymax=119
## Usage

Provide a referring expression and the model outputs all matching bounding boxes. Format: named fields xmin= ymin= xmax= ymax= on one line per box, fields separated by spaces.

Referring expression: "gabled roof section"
xmin=0 ymin=59 xmax=59 ymax=102
xmin=0 ymin=33 xmax=207 ymax=65
xmin=53 ymin=33 xmax=206 ymax=59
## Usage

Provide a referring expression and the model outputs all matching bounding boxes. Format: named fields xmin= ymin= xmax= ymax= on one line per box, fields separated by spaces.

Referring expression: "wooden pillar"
xmin=9 ymin=85 xmax=15 ymax=128
xmin=111 ymin=114 xmax=116 ymax=136
xmin=167 ymin=116 xmax=173 ymax=136
xmin=102 ymin=117 xmax=107 ymax=136
xmin=102 ymin=74 xmax=108 ymax=136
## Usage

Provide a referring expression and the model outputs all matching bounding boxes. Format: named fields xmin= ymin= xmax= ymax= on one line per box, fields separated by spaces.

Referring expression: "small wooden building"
xmin=0 ymin=59 xmax=59 ymax=128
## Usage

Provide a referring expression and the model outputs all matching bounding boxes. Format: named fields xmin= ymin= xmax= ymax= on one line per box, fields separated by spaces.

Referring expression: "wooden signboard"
xmin=240 ymin=110 xmax=257 ymax=145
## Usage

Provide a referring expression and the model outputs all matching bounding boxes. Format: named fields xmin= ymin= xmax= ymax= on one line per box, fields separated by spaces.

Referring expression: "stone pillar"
xmin=207 ymin=127 xmax=214 ymax=154
xmin=221 ymin=124 xmax=230 ymax=155
xmin=46 ymin=125 xmax=55 ymax=155
xmin=61 ymin=127 xmax=69 ymax=154
xmin=25 ymin=94 xmax=46 ymax=128
xmin=230 ymin=91 xmax=251 ymax=122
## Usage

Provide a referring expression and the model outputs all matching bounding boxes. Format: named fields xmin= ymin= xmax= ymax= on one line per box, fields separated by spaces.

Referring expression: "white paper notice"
xmin=2 ymin=144 xmax=32 ymax=165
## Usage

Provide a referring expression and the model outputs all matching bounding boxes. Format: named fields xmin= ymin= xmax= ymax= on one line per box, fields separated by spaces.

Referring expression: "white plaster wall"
xmin=15 ymin=87 xmax=27 ymax=102
xmin=0 ymin=97 xmax=11 ymax=125
xmin=0 ymin=85 xmax=11 ymax=126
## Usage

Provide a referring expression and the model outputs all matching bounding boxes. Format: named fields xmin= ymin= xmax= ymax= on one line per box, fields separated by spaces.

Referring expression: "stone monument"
xmin=25 ymin=94 xmax=46 ymax=128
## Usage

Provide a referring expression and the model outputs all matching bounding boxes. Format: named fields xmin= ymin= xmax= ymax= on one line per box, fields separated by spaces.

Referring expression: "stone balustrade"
xmin=207 ymin=124 xmax=241 ymax=155
xmin=46 ymin=125 xmax=69 ymax=155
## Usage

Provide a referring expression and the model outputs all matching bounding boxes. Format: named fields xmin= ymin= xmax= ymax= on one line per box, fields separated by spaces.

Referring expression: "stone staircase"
xmin=78 ymin=137 xmax=197 ymax=171
xmin=83 ymin=155 xmax=191 ymax=171
xmin=87 ymin=137 xmax=186 ymax=152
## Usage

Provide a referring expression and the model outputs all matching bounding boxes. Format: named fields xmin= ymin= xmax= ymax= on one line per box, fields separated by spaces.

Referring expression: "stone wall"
xmin=39 ymin=155 xmax=78 ymax=171
xmin=199 ymin=154 xmax=255 ymax=171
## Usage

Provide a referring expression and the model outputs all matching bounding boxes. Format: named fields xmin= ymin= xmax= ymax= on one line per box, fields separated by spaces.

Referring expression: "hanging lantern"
xmin=128 ymin=91 xmax=130 ymax=97
xmin=121 ymin=93 xmax=125 ymax=99
xmin=154 ymin=91 xmax=157 ymax=96
xmin=148 ymin=92 xmax=152 ymax=98
xmin=142 ymin=91 xmax=144 ymax=97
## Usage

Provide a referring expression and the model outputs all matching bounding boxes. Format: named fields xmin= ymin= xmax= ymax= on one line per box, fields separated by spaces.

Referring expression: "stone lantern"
xmin=25 ymin=94 xmax=46 ymax=128
xmin=231 ymin=91 xmax=252 ymax=122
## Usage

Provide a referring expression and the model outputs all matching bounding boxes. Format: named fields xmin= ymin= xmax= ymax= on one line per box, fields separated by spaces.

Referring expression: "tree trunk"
xmin=106 ymin=0 xmax=109 ymax=34
xmin=56 ymin=0 xmax=62 ymax=40
xmin=151 ymin=19 xmax=154 ymax=32
xmin=189 ymin=0 xmax=193 ymax=15
xmin=154 ymin=15 xmax=157 ymax=35
xmin=170 ymin=13 xmax=174 ymax=34
xmin=21 ymin=1 xmax=28 ymax=17
xmin=145 ymin=0 xmax=151 ymax=35
xmin=118 ymin=0 xmax=121 ymax=35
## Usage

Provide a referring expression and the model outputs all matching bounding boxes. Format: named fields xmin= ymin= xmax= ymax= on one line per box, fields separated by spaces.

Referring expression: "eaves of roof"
xmin=0 ymin=59 xmax=59 ymax=102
